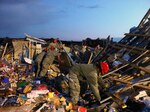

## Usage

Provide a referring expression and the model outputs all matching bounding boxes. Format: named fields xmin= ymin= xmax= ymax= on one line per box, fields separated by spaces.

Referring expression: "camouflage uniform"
xmin=68 ymin=64 xmax=102 ymax=104
xmin=34 ymin=51 xmax=46 ymax=77
xmin=39 ymin=49 xmax=60 ymax=77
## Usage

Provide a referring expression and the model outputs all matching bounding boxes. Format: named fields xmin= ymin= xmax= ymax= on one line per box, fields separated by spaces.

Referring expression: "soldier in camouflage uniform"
xmin=38 ymin=40 xmax=62 ymax=77
xmin=68 ymin=62 xmax=109 ymax=104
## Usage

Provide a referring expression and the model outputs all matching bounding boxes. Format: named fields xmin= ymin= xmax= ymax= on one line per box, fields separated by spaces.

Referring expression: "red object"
xmin=78 ymin=106 xmax=87 ymax=112
xmin=54 ymin=39 xmax=58 ymax=43
xmin=0 ymin=63 xmax=5 ymax=67
xmin=100 ymin=62 xmax=109 ymax=75
xmin=54 ymin=91 xmax=60 ymax=96
xmin=50 ymin=45 xmax=55 ymax=51
xmin=36 ymin=84 xmax=48 ymax=90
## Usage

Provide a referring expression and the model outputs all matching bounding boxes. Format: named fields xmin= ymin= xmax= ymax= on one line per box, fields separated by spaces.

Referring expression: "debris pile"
xmin=0 ymin=9 xmax=150 ymax=112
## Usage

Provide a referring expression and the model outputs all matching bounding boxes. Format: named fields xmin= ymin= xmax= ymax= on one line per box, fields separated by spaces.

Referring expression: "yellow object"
xmin=17 ymin=97 xmax=25 ymax=105
xmin=48 ymin=92 xmax=54 ymax=98
xmin=65 ymin=102 xmax=73 ymax=111
xmin=11 ymin=83 xmax=17 ymax=88
xmin=104 ymin=108 xmax=107 ymax=112
xmin=25 ymin=100 xmax=32 ymax=105
xmin=60 ymin=97 xmax=66 ymax=102
xmin=21 ymin=77 xmax=26 ymax=81
xmin=5 ymin=54 xmax=12 ymax=60
xmin=47 ymin=69 xmax=58 ymax=77
xmin=122 ymin=104 xmax=127 ymax=109
xmin=118 ymin=74 xmax=122 ymax=77
xmin=51 ymin=73 xmax=57 ymax=77
xmin=23 ymin=85 xmax=32 ymax=93
xmin=137 ymin=74 xmax=140 ymax=76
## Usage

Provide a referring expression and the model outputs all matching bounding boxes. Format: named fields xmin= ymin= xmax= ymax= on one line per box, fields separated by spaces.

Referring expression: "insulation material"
xmin=12 ymin=40 xmax=29 ymax=60
xmin=12 ymin=40 xmax=37 ymax=59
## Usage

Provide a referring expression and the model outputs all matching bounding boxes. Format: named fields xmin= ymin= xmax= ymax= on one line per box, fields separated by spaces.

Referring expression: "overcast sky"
xmin=0 ymin=0 xmax=149 ymax=40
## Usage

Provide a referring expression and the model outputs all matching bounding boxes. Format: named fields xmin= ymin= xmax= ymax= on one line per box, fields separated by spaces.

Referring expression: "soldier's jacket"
xmin=42 ymin=50 xmax=59 ymax=65
xmin=39 ymin=49 xmax=60 ymax=77
xmin=35 ymin=51 xmax=46 ymax=63
xmin=70 ymin=64 xmax=97 ymax=81
xmin=70 ymin=64 xmax=104 ymax=84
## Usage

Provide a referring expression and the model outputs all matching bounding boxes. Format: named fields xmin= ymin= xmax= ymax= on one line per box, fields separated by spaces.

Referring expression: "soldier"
xmin=68 ymin=62 xmax=109 ymax=105
xmin=38 ymin=39 xmax=62 ymax=77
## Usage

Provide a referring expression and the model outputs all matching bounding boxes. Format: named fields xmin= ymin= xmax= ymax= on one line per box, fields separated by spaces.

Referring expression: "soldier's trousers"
xmin=35 ymin=61 xmax=41 ymax=77
xmin=68 ymin=71 xmax=101 ymax=104
xmin=68 ymin=71 xmax=80 ymax=104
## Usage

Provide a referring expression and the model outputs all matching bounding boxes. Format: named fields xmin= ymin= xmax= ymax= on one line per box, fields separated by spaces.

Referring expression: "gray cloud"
xmin=0 ymin=0 xmax=66 ymax=37
xmin=78 ymin=4 xmax=100 ymax=9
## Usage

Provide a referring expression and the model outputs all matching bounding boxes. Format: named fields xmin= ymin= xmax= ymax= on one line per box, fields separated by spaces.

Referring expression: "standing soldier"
xmin=38 ymin=39 xmax=62 ymax=77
